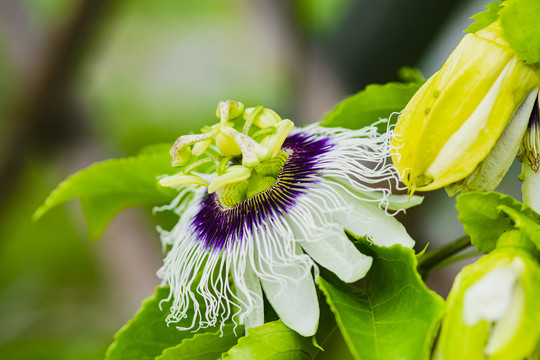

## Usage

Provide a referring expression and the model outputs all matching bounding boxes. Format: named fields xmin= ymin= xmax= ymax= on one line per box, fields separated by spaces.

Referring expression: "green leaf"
xmin=500 ymin=0 xmax=540 ymax=65
xmin=34 ymin=147 xmax=177 ymax=238
xmin=465 ymin=1 xmax=503 ymax=33
xmin=106 ymin=286 xmax=216 ymax=360
xmin=223 ymin=320 xmax=317 ymax=360
xmin=495 ymin=205 xmax=540 ymax=250
xmin=223 ymin=290 xmax=336 ymax=359
xmin=318 ymin=237 xmax=445 ymax=360
xmin=456 ymin=192 xmax=540 ymax=253
xmin=320 ymin=82 xmax=422 ymax=132
xmin=79 ymin=194 xmax=157 ymax=239
xmin=156 ymin=324 xmax=241 ymax=360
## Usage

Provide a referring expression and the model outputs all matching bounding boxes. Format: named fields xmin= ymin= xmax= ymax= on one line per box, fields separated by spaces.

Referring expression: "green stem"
xmin=428 ymin=249 xmax=481 ymax=273
xmin=417 ymin=235 xmax=471 ymax=277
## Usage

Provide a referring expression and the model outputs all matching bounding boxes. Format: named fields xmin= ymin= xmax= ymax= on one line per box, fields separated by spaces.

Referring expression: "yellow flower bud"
xmin=392 ymin=21 xmax=540 ymax=192
xmin=436 ymin=231 xmax=540 ymax=360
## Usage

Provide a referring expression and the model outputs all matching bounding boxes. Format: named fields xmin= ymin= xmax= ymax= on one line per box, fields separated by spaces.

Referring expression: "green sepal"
xmin=500 ymin=0 xmax=540 ymax=65
xmin=465 ymin=1 xmax=503 ymax=34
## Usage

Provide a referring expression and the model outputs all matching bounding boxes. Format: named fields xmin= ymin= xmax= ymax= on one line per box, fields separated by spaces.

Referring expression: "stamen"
xmin=217 ymin=100 xmax=244 ymax=124
xmin=219 ymin=127 xmax=271 ymax=168
xmin=159 ymin=173 xmax=209 ymax=188
xmin=170 ymin=133 xmax=212 ymax=167
xmin=208 ymin=165 xmax=252 ymax=194
xmin=183 ymin=155 xmax=226 ymax=174
xmin=242 ymin=106 xmax=263 ymax=134
xmin=523 ymin=97 xmax=540 ymax=172
xmin=260 ymin=120 xmax=295 ymax=158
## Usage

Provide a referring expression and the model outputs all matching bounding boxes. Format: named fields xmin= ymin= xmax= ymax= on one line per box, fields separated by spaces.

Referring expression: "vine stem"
xmin=417 ymin=235 xmax=472 ymax=277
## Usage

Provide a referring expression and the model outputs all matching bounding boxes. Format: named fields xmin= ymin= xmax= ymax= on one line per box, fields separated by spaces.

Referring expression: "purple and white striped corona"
xmin=156 ymin=101 xmax=418 ymax=336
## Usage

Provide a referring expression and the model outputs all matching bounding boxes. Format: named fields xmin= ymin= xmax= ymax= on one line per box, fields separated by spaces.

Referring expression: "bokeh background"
xmin=0 ymin=0 xmax=514 ymax=359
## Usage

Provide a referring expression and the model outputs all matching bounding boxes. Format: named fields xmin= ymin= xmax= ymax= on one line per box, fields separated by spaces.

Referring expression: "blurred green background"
xmin=0 ymin=0 xmax=501 ymax=358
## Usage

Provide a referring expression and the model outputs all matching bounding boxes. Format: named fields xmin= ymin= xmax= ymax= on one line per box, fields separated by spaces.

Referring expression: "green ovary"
xmin=217 ymin=151 xmax=289 ymax=208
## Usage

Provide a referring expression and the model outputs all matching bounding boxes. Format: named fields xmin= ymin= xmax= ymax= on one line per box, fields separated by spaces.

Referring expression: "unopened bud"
xmin=436 ymin=230 xmax=540 ymax=360
xmin=392 ymin=21 xmax=540 ymax=193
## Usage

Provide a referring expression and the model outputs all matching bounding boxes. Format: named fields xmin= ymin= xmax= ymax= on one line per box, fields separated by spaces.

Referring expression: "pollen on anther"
xmin=524 ymin=98 xmax=540 ymax=173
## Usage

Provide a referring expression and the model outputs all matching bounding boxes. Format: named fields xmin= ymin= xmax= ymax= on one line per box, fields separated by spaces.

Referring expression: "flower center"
xmin=217 ymin=151 xmax=290 ymax=207
xmin=158 ymin=100 xmax=295 ymax=193
xmin=188 ymin=131 xmax=331 ymax=251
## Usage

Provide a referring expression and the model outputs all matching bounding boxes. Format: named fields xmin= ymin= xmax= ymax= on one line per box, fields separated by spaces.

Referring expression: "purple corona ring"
xmin=156 ymin=104 xmax=419 ymax=337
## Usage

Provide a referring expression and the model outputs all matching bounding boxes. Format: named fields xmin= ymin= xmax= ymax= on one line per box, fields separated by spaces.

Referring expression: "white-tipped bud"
xmin=437 ymin=230 xmax=540 ymax=360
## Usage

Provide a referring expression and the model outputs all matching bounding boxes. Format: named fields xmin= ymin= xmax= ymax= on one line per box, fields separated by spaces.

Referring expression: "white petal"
xmin=486 ymin=282 xmax=524 ymax=354
xmin=462 ymin=259 xmax=525 ymax=354
xmin=299 ymin=231 xmax=373 ymax=283
xmin=385 ymin=193 xmax=423 ymax=211
xmin=233 ymin=264 xmax=264 ymax=330
xmin=340 ymin=202 xmax=415 ymax=248
xmin=258 ymin=262 xmax=319 ymax=337
xmin=463 ymin=263 xmax=520 ymax=326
